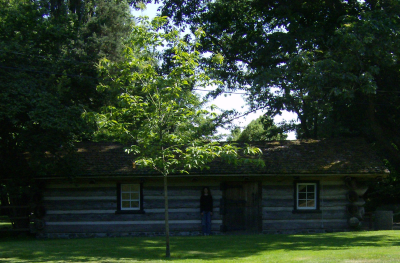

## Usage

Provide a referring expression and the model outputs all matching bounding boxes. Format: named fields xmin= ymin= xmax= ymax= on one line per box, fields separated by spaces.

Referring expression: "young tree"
xmin=98 ymin=16 xmax=263 ymax=257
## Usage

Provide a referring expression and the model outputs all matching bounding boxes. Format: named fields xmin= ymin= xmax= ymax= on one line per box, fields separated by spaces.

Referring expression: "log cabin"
xmin=32 ymin=138 xmax=389 ymax=238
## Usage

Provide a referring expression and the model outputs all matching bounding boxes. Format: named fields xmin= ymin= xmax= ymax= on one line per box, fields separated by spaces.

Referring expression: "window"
xmin=293 ymin=181 xmax=320 ymax=213
xmin=121 ymin=184 xmax=140 ymax=210
xmin=116 ymin=183 xmax=144 ymax=214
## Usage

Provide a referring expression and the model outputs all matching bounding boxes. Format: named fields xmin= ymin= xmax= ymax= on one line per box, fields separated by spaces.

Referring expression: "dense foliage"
xmin=0 ymin=0 xmax=131 ymax=228
xmin=129 ymin=0 xmax=400 ymax=169
xmin=228 ymin=116 xmax=287 ymax=142
xmin=0 ymin=0 xmax=131 ymax=177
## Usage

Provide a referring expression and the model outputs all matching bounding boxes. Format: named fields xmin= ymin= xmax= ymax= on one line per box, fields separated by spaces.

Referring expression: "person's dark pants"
xmin=201 ymin=211 xmax=212 ymax=235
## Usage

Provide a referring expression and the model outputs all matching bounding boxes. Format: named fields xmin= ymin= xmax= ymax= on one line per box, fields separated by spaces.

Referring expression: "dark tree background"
xmin=0 ymin=0 xmax=131 ymax=228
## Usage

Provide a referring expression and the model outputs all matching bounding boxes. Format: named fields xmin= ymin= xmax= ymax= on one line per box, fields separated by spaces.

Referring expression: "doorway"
xmin=221 ymin=181 xmax=262 ymax=233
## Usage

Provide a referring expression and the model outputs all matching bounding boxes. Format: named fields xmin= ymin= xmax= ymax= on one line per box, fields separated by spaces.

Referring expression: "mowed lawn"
xmin=1 ymin=231 xmax=400 ymax=263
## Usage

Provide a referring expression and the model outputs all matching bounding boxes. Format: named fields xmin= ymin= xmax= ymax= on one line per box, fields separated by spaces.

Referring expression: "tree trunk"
xmin=163 ymin=175 xmax=170 ymax=258
xmin=298 ymin=99 xmax=312 ymax=138
xmin=298 ymin=113 xmax=311 ymax=139
xmin=313 ymin=110 xmax=318 ymax=139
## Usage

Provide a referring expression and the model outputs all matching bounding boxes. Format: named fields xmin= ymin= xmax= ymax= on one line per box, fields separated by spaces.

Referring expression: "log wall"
xmin=38 ymin=176 xmax=357 ymax=237
xmin=261 ymin=177 xmax=353 ymax=234
xmin=40 ymin=179 xmax=222 ymax=238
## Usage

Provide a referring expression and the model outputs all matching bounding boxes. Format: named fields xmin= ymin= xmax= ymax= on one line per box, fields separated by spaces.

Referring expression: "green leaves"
xmin=0 ymin=0 xmax=134 ymax=181
xmin=228 ymin=116 xmax=287 ymax=142
xmin=153 ymin=0 xmax=400 ymax=142
xmin=97 ymin=15 xmax=264 ymax=177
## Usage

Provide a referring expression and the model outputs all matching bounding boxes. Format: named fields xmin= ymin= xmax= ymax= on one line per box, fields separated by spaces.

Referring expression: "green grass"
xmin=1 ymin=231 xmax=400 ymax=262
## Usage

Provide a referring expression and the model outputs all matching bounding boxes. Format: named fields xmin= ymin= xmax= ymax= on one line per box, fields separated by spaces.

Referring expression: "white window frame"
xmin=120 ymin=183 xmax=141 ymax=211
xmin=296 ymin=183 xmax=317 ymax=210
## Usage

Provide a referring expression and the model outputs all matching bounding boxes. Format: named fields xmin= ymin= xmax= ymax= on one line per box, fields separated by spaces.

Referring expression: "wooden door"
xmin=221 ymin=181 xmax=262 ymax=233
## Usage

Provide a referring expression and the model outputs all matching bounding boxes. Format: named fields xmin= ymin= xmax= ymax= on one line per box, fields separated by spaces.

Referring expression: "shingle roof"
xmin=73 ymin=138 xmax=389 ymax=177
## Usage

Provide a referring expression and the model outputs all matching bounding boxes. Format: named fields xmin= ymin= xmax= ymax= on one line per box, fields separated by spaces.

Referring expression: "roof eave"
xmin=34 ymin=172 xmax=389 ymax=180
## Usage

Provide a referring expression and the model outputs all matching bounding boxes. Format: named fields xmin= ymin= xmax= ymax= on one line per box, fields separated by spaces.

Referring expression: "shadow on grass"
xmin=1 ymin=231 xmax=400 ymax=262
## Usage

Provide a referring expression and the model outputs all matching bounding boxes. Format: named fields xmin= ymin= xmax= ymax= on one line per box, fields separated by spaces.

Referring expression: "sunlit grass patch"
xmin=0 ymin=231 xmax=400 ymax=262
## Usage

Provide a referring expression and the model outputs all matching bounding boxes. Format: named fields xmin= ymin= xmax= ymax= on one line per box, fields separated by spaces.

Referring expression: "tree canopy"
xmin=127 ymin=0 xmax=400 ymax=171
xmin=0 ymin=0 xmax=132 ymax=229
xmin=228 ymin=116 xmax=287 ymax=142
xmin=0 ymin=0 xmax=131 ymax=179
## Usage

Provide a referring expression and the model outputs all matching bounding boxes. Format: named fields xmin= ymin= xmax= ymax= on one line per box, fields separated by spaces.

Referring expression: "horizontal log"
xmin=45 ymin=223 xmax=220 ymax=233
xmin=263 ymin=210 xmax=347 ymax=220
xmin=143 ymin=186 xmax=222 ymax=196
xmin=44 ymin=200 xmax=117 ymax=210
xmin=47 ymin=210 xmax=116 ymax=215
xmin=262 ymin=206 xmax=345 ymax=212
xmin=144 ymin=199 xmax=220 ymax=210
xmin=44 ymin=195 xmax=222 ymax=201
xmin=262 ymin=199 xmax=292 ymax=207
xmin=44 ymin=219 xmax=222 ymax=233
xmin=146 ymin=208 xmax=220 ymax=213
xmin=45 ymin=212 xmax=221 ymax=222
xmin=144 ymin=181 xmax=222 ymax=187
xmin=262 ymin=181 xmax=292 ymax=186
xmin=44 ymin=196 xmax=116 ymax=201
xmin=46 ymin=219 xmax=223 ymax=225
xmin=46 ymin=183 xmax=115 ymax=189
xmin=145 ymin=196 xmax=222 ymax=200
xmin=261 ymin=194 xmax=348 ymax=201
xmin=44 ymin=184 xmax=221 ymax=198
xmin=46 ymin=208 xmax=219 ymax=215
xmin=262 ymin=198 xmax=348 ymax=208
xmin=44 ymin=187 xmax=116 ymax=197
xmin=319 ymin=199 xmax=349 ymax=207
xmin=44 ymin=199 xmax=220 ymax=211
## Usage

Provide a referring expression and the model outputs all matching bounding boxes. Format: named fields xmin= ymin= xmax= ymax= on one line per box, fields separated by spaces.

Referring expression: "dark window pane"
xmin=298 ymin=185 xmax=306 ymax=192
xmin=121 ymin=185 xmax=130 ymax=192
xmin=298 ymin=200 xmax=307 ymax=207
xmin=122 ymin=201 xmax=130 ymax=208
xmin=131 ymin=184 xmax=140 ymax=192
xmin=121 ymin=193 xmax=130 ymax=200
xmin=307 ymin=200 xmax=315 ymax=207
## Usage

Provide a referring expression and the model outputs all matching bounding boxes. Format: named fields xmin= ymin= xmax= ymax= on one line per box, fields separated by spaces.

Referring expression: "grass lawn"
xmin=1 ymin=231 xmax=400 ymax=263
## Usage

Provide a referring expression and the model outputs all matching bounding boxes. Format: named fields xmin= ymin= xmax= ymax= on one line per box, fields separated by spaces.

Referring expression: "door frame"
xmin=220 ymin=181 xmax=262 ymax=233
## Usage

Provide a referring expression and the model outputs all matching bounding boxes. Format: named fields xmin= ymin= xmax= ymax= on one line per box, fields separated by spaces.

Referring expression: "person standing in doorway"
xmin=200 ymin=186 xmax=213 ymax=235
